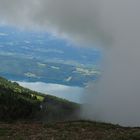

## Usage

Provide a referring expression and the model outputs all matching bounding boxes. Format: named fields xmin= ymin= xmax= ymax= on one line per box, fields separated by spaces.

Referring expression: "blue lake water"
xmin=17 ymin=81 xmax=84 ymax=103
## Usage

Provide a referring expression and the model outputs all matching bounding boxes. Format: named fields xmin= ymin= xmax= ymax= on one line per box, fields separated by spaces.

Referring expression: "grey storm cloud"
xmin=0 ymin=0 xmax=109 ymax=44
xmin=1 ymin=0 xmax=140 ymax=126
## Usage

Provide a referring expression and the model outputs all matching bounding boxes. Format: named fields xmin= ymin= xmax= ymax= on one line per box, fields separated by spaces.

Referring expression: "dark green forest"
xmin=0 ymin=76 xmax=79 ymax=121
xmin=0 ymin=76 xmax=43 ymax=120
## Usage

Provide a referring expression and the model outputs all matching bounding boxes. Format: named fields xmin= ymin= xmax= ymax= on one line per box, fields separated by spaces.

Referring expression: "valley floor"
xmin=0 ymin=121 xmax=140 ymax=140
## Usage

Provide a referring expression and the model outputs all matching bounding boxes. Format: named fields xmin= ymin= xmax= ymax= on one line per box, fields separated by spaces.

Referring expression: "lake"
xmin=17 ymin=81 xmax=84 ymax=103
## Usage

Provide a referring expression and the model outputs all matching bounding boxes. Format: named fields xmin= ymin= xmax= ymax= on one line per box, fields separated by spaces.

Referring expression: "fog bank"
xmin=17 ymin=81 xmax=84 ymax=103
xmin=82 ymin=0 xmax=140 ymax=126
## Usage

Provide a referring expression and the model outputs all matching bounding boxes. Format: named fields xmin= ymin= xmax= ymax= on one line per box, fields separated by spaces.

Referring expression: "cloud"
xmin=81 ymin=0 xmax=140 ymax=126
xmin=0 ymin=0 xmax=109 ymax=45
xmin=17 ymin=81 xmax=84 ymax=103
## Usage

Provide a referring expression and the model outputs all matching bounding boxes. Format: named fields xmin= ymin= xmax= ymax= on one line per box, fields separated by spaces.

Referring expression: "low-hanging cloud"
xmin=0 ymin=0 xmax=110 ymax=45
xmin=81 ymin=0 xmax=140 ymax=126
xmin=0 ymin=0 xmax=140 ymax=126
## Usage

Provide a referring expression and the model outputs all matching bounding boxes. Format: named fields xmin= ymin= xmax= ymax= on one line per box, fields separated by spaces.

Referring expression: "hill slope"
xmin=0 ymin=76 xmax=79 ymax=121
xmin=0 ymin=76 xmax=42 ymax=120
xmin=0 ymin=121 xmax=140 ymax=140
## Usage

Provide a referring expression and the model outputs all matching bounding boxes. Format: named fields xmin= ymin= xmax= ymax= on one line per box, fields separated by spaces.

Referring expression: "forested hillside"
xmin=0 ymin=76 xmax=79 ymax=121
xmin=0 ymin=76 xmax=44 ymax=120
